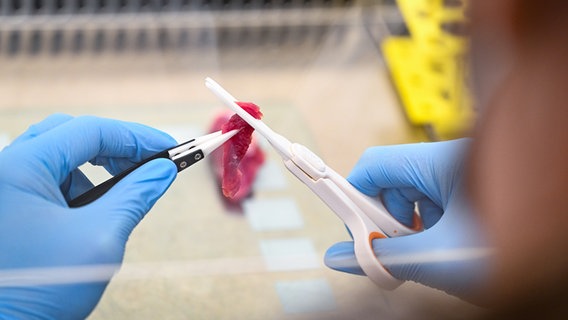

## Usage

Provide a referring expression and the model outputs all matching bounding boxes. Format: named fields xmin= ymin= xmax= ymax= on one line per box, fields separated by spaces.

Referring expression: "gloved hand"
xmin=324 ymin=139 xmax=491 ymax=303
xmin=0 ymin=114 xmax=178 ymax=319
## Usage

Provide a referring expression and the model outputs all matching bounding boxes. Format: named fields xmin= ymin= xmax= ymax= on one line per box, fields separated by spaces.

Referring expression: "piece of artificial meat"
xmin=208 ymin=102 xmax=265 ymax=202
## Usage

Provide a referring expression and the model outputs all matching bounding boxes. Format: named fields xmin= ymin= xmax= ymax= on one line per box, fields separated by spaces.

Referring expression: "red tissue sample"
xmin=209 ymin=102 xmax=265 ymax=202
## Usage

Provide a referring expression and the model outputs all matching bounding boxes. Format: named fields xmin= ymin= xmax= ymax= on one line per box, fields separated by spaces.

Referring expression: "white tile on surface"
xmin=252 ymin=159 xmax=288 ymax=191
xmin=275 ymin=279 xmax=336 ymax=314
xmin=244 ymin=197 xmax=304 ymax=231
xmin=259 ymin=238 xmax=319 ymax=271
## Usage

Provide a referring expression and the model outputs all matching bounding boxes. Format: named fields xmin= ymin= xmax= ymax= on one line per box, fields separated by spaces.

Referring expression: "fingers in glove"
xmin=86 ymin=158 xmax=177 ymax=240
xmin=381 ymin=187 xmax=429 ymax=228
xmin=10 ymin=114 xmax=74 ymax=146
xmin=347 ymin=140 xmax=470 ymax=205
xmin=417 ymin=198 xmax=444 ymax=229
xmin=60 ymin=169 xmax=95 ymax=202
xmin=26 ymin=116 xmax=177 ymax=184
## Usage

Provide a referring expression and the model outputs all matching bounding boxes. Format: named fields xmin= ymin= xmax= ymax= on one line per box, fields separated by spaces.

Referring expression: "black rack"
xmin=0 ymin=1 xmax=401 ymax=58
xmin=0 ymin=0 xmax=354 ymax=15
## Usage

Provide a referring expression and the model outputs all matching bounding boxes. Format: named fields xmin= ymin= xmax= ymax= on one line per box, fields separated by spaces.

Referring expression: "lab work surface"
xmin=0 ymin=6 xmax=484 ymax=319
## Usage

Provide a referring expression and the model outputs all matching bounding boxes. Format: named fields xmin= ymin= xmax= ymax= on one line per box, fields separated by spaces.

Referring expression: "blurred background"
xmin=0 ymin=0 xmax=480 ymax=319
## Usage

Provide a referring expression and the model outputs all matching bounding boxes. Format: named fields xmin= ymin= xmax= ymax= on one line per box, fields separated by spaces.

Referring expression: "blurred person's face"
xmin=468 ymin=0 xmax=568 ymax=311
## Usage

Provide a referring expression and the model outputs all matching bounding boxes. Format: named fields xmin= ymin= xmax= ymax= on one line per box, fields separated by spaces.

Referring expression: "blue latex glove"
xmin=0 ymin=114 xmax=178 ymax=319
xmin=324 ymin=139 xmax=491 ymax=302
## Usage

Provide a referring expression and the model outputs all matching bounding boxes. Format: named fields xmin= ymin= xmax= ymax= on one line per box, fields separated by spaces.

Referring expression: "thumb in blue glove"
xmin=0 ymin=114 xmax=177 ymax=319
xmin=324 ymin=139 xmax=492 ymax=304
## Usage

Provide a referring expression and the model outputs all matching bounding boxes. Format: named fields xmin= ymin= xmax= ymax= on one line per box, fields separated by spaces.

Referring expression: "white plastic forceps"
xmin=68 ymin=129 xmax=239 ymax=208
xmin=205 ymin=77 xmax=422 ymax=290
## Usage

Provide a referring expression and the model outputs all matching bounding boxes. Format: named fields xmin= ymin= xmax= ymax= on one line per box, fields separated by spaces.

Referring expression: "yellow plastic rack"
xmin=383 ymin=0 xmax=474 ymax=140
